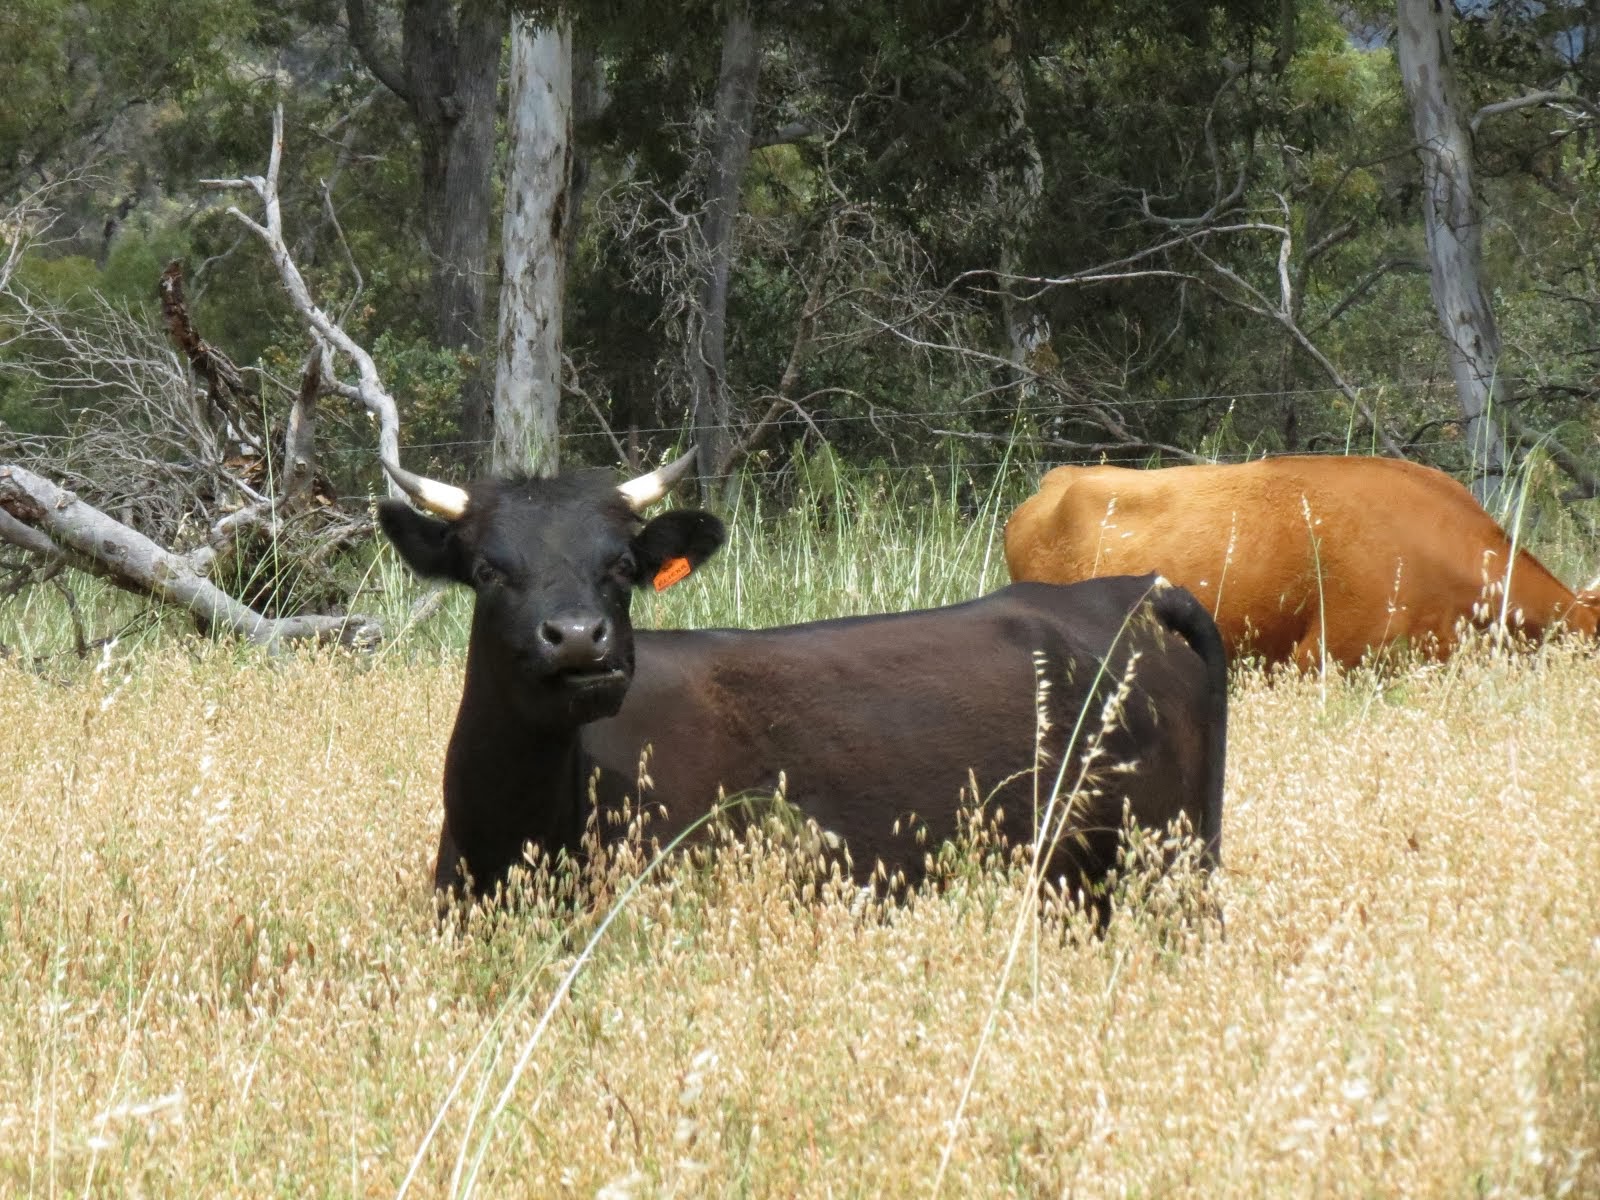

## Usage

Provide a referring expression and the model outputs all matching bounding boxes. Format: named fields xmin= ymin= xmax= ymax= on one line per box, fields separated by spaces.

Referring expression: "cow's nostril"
xmin=538 ymin=613 xmax=613 ymax=670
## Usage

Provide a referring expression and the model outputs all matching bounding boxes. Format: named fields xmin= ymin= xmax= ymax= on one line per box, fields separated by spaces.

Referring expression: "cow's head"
xmin=377 ymin=449 xmax=724 ymax=724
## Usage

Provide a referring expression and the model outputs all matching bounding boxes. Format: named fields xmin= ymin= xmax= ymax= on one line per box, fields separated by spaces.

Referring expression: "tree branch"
xmin=1187 ymin=236 xmax=1409 ymax=458
xmin=0 ymin=463 xmax=379 ymax=647
xmin=1471 ymin=89 xmax=1600 ymax=135
xmin=158 ymin=258 xmax=260 ymax=459
xmin=345 ymin=0 xmax=412 ymax=103
xmin=282 ymin=346 xmax=322 ymax=505
xmin=1306 ymin=257 xmax=1424 ymax=335
xmin=1503 ymin=409 xmax=1600 ymax=501
xmin=718 ymin=261 xmax=828 ymax=473
xmin=1136 ymin=60 xmax=1249 ymax=229
xmin=751 ymin=120 xmax=823 ymax=149
xmin=1302 ymin=218 xmax=1358 ymax=268
xmin=201 ymin=106 xmax=410 ymax=498
xmin=561 ymin=354 xmax=633 ymax=469
xmin=0 ymin=504 xmax=68 ymax=560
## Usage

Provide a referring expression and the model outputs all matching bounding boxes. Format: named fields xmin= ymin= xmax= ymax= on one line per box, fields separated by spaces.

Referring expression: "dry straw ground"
xmin=1 ymin=633 xmax=1596 ymax=1199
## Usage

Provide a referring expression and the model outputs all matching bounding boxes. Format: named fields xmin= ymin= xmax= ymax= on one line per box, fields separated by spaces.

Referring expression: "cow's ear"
xmin=631 ymin=509 xmax=726 ymax=591
xmin=378 ymin=500 xmax=466 ymax=582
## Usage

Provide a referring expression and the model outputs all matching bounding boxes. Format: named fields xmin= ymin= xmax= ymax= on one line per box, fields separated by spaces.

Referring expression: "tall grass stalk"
xmin=1300 ymin=496 xmax=1330 ymax=701
xmin=1 ymin=464 xmax=1598 ymax=1196
xmin=931 ymin=591 xmax=1159 ymax=1197
xmin=443 ymin=801 xmax=751 ymax=1200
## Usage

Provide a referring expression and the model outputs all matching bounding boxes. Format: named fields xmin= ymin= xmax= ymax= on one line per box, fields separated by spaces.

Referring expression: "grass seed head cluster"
xmin=0 ymin=469 xmax=1597 ymax=1197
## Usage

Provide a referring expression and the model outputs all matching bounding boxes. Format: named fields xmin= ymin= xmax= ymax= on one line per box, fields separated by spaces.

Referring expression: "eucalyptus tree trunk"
xmin=1395 ymin=0 xmax=1512 ymax=505
xmin=689 ymin=2 xmax=760 ymax=500
xmin=346 ymin=0 xmax=504 ymax=441
xmin=426 ymin=0 xmax=502 ymax=346
xmin=493 ymin=16 xmax=572 ymax=477
xmin=983 ymin=0 xmax=1048 ymax=381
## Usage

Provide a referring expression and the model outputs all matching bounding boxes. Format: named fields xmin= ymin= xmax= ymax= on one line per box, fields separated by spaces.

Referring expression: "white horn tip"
xmin=618 ymin=446 xmax=699 ymax=511
xmin=382 ymin=457 xmax=470 ymax=520
xmin=416 ymin=478 xmax=470 ymax=520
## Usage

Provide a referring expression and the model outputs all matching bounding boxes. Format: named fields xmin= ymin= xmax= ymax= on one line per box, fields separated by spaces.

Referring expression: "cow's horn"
xmin=617 ymin=446 xmax=699 ymax=512
xmin=381 ymin=455 xmax=470 ymax=520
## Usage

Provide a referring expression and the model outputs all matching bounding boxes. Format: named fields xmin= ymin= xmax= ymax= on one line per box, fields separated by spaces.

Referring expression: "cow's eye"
xmin=610 ymin=553 xmax=638 ymax=586
xmin=471 ymin=559 xmax=503 ymax=589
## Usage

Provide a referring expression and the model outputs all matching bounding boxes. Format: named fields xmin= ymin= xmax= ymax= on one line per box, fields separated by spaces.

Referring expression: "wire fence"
xmin=312 ymin=439 xmax=1478 ymax=510
xmin=5 ymin=379 xmax=1517 ymax=518
xmin=291 ymin=381 xmax=1466 ymax=504
xmin=302 ymin=381 xmax=1460 ymax=456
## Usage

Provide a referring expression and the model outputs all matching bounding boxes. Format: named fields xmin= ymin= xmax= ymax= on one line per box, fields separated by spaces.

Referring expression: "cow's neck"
xmin=441 ymin=648 xmax=593 ymax=894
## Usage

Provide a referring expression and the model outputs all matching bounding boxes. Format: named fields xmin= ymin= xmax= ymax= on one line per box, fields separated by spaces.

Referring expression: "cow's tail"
xmin=1149 ymin=580 xmax=1228 ymax=869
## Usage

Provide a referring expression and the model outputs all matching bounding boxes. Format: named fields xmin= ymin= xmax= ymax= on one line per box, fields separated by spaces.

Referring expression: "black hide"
xmin=379 ymin=471 xmax=1227 ymax=906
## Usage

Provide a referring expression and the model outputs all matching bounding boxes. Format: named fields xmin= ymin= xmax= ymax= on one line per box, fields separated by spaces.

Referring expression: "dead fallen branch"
xmin=0 ymin=463 xmax=379 ymax=648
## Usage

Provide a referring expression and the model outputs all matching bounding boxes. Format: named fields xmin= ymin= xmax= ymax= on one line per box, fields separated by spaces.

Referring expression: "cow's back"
xmin=1005 ymin=456 xmax=1590 ymax=667
xmin=580 ymin=579 xmax=1223 ymax=893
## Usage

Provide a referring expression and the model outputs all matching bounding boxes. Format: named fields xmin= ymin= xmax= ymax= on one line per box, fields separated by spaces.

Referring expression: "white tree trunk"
xmin=1395 ymin=0 xmax=1512 ymax=505
xmin=493 ymin=17 xmax=572 ymax=477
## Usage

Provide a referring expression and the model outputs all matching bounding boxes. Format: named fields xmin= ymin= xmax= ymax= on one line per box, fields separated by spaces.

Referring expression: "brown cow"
xmin=1004 ymin=455 xmax=1600 ymax=669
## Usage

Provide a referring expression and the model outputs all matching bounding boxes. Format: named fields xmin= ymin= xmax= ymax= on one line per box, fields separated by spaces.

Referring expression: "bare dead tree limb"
xmin=0 ymin=463 xmax=379 ymax=647
xmin=718 ymin=265 xmax=828 ymax=473
xmin=1302 ymin=218 xmax=1358 ymax=268
xmin=158 ymin=259 xmax=254 ymax=446
xmin=561 ymin=354 xmax=633 ymax=469
xmin=0 ymin=504 xmax=69 ymax=561
xmin=858 ymin=311 xmax=1210 ymax=464
xmin=1202 ymin=264 xmax=1406 ymax=457
xmin=1136 ymin=59 xmax=1249 ymax=229
xmin=1181 ymin=218 xmax=1409 ymax=459
xmin=945 ymin=220 xmax=1273 ymax=313
xmin=295 ymin=86 xmax=380 ymax=271
xmin=1 ymin=175 xmax=376 ymax=644
xmin=1307 ymin=258 xmax=1425 ymax=335
xmin=282 ymin=346 xmax=323 ymax=506
xmin=918 ymin=423 xmax=1207 ymax=462
xmin=1471 ymin=89 xmax=1600 ymax=135
xmin=737 ymin=388 xmax=857 ymax=464
xmin=201 ymin=106 xmax=409 ymax=498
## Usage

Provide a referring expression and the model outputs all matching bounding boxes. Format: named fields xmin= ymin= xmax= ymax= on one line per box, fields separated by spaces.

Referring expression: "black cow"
xmin=376 ymin=450 xmax=1227 ymax=908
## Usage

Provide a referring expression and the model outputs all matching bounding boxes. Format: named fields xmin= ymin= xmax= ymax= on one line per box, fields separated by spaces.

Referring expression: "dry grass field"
xmin=2 ymin=470 xmax=1598 ymax=1198
xmin=1 ymin=635 xmax=1597 ymax=1198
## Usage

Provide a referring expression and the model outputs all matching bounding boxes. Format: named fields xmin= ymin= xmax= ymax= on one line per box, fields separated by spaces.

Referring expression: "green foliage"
xmin=368 ymin=331 xmax=479 ymax=455
xmin=13 ymin=253 xmax=102 ymax=307
xmin=100 ymin=226 xmax=193 ymax=307
xmin=0 ymin=0 xmax=250 ymax=186
xmin=0 ymin=0 xmax=1597 ymax=504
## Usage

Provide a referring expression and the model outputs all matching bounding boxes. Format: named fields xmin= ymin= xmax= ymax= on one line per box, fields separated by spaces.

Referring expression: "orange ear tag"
xmin=653 ymin=556 xmax=692 ymax=591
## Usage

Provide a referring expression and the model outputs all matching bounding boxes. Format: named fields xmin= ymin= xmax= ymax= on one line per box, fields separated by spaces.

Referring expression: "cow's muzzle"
xmin=536 ymin=612 xmax=617 ymax=676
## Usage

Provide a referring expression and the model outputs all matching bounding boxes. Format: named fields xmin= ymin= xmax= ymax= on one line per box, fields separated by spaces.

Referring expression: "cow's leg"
xmin=432 ymin=825 xmax=471 ymax=923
